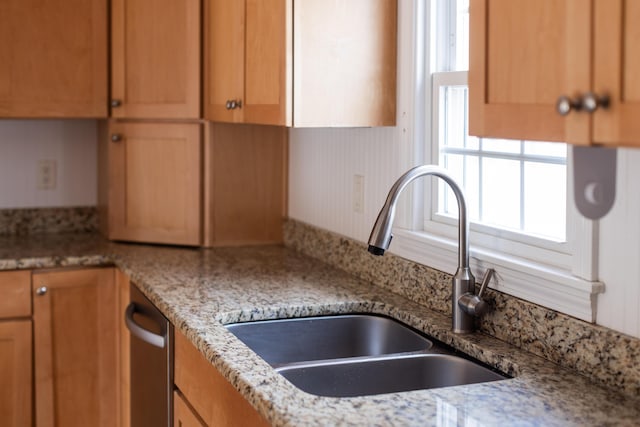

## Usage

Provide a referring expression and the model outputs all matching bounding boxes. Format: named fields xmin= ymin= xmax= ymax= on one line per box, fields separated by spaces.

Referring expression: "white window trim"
xmin=388 ymin=0 xmax=603 ymax=323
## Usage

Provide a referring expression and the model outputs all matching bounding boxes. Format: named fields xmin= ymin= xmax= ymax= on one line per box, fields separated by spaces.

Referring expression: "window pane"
xmin=481 ymin=158 xmax=520 ymax=230
xmin=455 ymin=0 xmax=469 ymax=71
xmin=438 ymin=153 xmax=480 ymax=222
xmin=441 ymin=86 xmax=478 ymax=149
xmin=482 ymin=138 xmax=521 ymax=154
xmin=440 ymin=154 xmax=465 ymax=216
xmin=524 ymin=163 xmax=566 ymax=240
xmin=442 ymin=86 xmax=467 ymax=148
xmin=524 ymin=141 xmax=567 ymax=158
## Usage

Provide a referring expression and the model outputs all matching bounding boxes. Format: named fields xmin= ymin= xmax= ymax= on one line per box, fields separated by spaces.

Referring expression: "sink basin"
xmin=226 ymin=314 xmax=432 ymax=366
xmin=225 ymin=314 xmax=510 ymax=397
xmin=277 ymin=354 xmax=507 ymax=397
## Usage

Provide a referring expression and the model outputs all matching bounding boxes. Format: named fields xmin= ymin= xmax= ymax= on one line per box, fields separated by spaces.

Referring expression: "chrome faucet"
xmin=368 ymin=165 xmax=494 ymax=334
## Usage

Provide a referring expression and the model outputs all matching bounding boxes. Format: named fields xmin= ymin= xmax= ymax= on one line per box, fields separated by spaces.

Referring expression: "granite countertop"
xmin=3 ymin=233 xmax=639 ymax=426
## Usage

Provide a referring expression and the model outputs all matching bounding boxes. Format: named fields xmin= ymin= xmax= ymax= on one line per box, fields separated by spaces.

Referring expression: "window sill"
xmin=390 ymin=228 xmax=604 ymax=322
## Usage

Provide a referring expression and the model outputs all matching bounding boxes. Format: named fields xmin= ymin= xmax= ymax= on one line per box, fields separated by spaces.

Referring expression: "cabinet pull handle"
xmin=110 ymin=99 xmax=122 ymax=108
xmin=581 ymin=92 xmax=610 ymax=113
xmin=111 ymin=134 xmax=123 ymax=142
xmin=35 ymin=286 xmax=48 ymax=296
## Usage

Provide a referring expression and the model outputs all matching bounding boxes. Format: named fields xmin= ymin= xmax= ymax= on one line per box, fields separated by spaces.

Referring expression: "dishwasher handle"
xmin=125 ymin=303 xmax=166 ymax=348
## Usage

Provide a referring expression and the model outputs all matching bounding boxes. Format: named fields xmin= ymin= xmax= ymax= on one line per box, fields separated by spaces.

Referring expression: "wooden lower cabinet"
xmin=116 ymin=269 xmax=131 ymax=427
xmin=0 ymin=270 xmax=33 ymax=427
xmin=174 ymin=391 xmax=206 ymax=427
xmin=32 ymin=267 xmax=118 ymax=427
xmin=174 ymin=329 xmax=269 ymax=427
xmin=0 ymin=320 xmax=32 ymax=427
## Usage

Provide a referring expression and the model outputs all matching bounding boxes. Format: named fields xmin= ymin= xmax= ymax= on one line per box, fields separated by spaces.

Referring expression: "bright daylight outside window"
xmin=429 ymin=0 xmax=568 ymax=260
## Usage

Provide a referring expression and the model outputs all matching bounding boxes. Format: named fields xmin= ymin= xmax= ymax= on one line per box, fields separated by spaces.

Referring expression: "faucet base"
xmin=452 ymin=268 xmax=476 ymax=334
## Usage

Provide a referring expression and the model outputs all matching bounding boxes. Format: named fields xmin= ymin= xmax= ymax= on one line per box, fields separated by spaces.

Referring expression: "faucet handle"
xmin=457 ymin=268 xmax=495 ymax=317
xmin=477 ymin=268 xmax=495 ymax=298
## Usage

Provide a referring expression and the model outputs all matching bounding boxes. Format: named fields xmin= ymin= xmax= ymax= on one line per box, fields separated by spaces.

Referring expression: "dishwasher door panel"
xmin=127 ymin=284 xmax=173 ymax=427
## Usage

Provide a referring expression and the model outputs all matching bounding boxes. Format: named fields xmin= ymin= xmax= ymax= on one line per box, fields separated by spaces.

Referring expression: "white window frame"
xmin=389 ymin=0 xmax=603 ymax=323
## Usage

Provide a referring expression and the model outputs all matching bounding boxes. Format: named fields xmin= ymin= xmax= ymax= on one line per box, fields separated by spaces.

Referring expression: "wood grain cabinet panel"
xmin=111 ymin=0 xmax=201 ymax=118
xmin=32 ymin=268 xmax=117 ymax=427
xmin=0 ymin=271 xmax=33 ymax=426
xmin=205 ymin=0 xmax=397 ymax=127
xmin=0 ymin=270 xmax=31 ymax=318
xmin=174 ymin=391 xmax=206 ymax=427
xmin=0 ymin=321 xmax=32 ymax=427
xmin=106 ymin=121 xmax=202 ymax=246
xmin=174 ymin=330 xmax=270 ymax=427
xmin=470 ymin=0 xmax=640 ymax=147
xmin=0 ymin=0 xmax=107 ymax=117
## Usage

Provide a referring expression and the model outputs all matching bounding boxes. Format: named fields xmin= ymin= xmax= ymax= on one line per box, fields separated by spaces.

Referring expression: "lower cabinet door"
xmin=174 ymin=391 xmax=206 ymax=427
xmin=0 ymin=320 xmax=32 ymax=427
xmin=32 ymin=268 xmax=117 ymax=427
xmin=174 ymin=330 xmax=270 ymax=427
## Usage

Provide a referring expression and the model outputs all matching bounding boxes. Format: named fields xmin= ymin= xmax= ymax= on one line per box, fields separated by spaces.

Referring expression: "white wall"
xmin=597 ymin=149 xmax=640 ymax=337
xmin=288 ymin=1 xmax=640 ymax=338
xmin=0 ymin=120 xmax=97 ymax=208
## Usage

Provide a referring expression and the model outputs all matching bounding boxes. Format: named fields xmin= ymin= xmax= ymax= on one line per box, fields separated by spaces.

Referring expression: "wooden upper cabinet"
xmin=0 ymin=0 xmax=108 ymax=118
xmin=592 ymin=0 xmax=640 ymax=146
xmin=469 ymin=0 xmax=590 ymax=144
xmin=470 ymin=0 xmax=640 ymax=147
xmin=205 ymin=0 xmax=397 ymax=127
xmin=107 ymin=121 xmax=202 ymax=246
xmin=205 ymin=0 xmax=246 ymax=123
xmin=111 ymin=0 xmax=201 ymax=119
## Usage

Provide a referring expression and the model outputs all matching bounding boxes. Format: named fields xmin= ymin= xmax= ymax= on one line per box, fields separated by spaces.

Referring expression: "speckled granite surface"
xmin=284 ymin=219 xmax=640 ymax=399
xmin=0 ymin=206 xmax=97 ymax=235
xmin=0 ymin=232 xmax=638 ymax=426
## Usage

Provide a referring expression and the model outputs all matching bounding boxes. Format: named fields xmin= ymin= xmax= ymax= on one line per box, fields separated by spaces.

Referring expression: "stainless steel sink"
xmin=277 ymin=354 xmax=507 ymax=398
xmin=226 ymin=314 xmax=433 ymax=366
xmin=225 ymin=314 xmax=510 ymax=397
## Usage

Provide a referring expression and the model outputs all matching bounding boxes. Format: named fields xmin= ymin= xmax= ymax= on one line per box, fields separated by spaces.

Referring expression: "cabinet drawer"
xmin=0 ymin=271 xmax=31 ymax=319
xmin=174 ymin=330 xmax=269 ymax=427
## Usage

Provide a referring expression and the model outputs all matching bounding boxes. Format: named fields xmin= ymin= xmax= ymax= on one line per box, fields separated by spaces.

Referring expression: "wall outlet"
xmin=37 ymin=160 xmax=57 ymax=190
xmin=353 ymin=174 xmax=364 ymax=214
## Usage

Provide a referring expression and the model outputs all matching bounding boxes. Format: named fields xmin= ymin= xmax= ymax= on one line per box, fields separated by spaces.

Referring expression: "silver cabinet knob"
xmin=111 ymin=99 xmax=122 ymax=108
xmin=582 ymin=92 xmax=610 ymax=113
xmin=111 ymin=134 xmax=123 ymax=142
xmin=557 ymin=93 xmax=610 ymax=116
xmin=36 ymin=286 xmax=48 ymax=296
xmin=225 ymin=99 xmax=242 ymax=110
xmin=556 ymin=95 xmax=582 ymax=116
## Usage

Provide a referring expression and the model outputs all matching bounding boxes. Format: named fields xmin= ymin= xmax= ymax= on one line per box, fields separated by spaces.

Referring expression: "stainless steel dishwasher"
xmin=125 ymin=284 xmax=173 ymax=427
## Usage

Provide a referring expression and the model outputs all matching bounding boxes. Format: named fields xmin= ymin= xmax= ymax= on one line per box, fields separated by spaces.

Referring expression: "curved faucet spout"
xmin=368 ymin=165 xmax=485 ymax=334
xmin=367 ymin=165 xmax=469 ymax=270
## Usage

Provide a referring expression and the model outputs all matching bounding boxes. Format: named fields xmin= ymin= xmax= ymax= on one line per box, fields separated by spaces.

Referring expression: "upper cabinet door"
xmin=204 ymin=0 xmax=397 ymax=127
xmin=204 ymin=0 xmax=245 ymax=123
xmin=243 ymin=0 xmax=291 ymax=126
xmin=111 ymin=0 xmax=201 ymax=119
xmin=469 ymin=0 xmax=592 ymax=144
xmin=0 ymin=0 xmax=108 ymax=118
xmin=592 ymin=0 xmax=640 ymax=147
xmin=108 ymin=121 xmax=202 ymax=246
xmin=293 ymin=0 xmax=397 ymax=127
